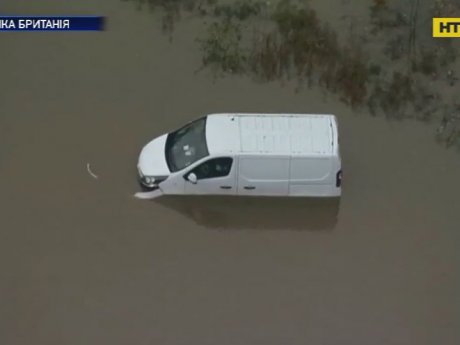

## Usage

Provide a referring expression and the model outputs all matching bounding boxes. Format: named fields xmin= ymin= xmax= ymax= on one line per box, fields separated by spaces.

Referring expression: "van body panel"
xmin=159 ymin=155 xmax=210 ymax=195
xmin=289 ymin=184 xmax=341 ymax=197
xmin=138 ymin=134 xmax=170 ymax=176
xmin=158 ymin=169 xmax=188 ymax=195
xmin=205 ymin=115 xmax=240 ymax=155
xmin=236 ymin=113 xmax=334 ymax=155
xmin=158 ymin=174 xmax=185 ymax=195
xmin=238 ymin=156 xmax=290 ymax=196
xmin=289 ymin=156 xmax=333 ymax=184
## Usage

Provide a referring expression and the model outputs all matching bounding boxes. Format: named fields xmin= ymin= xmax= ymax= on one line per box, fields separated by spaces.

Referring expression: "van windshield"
xmin=165 ymin=117 xmax=209 ymax=172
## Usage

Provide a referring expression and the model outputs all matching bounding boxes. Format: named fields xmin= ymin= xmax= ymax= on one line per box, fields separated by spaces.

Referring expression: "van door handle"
xmin=244 ymin=186 xmax=256 ymax=190
xmin=220 ymin=186 xmax=232 ymax=189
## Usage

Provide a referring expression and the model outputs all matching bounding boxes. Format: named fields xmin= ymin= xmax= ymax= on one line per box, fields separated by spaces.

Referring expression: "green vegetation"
xmin=213 ymin=0 xmax=264 ymax=20
xmin=199 ymin=0 xmax=369 ymax=107
xmin=368 ymin=72 xmax=415 ymax=120
xmin=125 ymin=0 xmax=460 ymax=149
xmin=437 ymin=111 xmax=460 ymax=148
xmin=199 ymin=19 xmax=246 ymax=74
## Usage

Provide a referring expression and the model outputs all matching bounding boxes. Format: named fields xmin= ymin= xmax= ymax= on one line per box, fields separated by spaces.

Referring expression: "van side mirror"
xmin=187 ymin=172 xmax=198 ymax=184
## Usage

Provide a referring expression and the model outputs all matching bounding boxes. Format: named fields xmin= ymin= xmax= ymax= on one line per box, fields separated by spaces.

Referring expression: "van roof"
xmin=205 ymin=113 xmax=338 ymax=156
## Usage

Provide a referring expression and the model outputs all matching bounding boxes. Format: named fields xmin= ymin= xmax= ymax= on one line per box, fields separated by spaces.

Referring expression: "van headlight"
xmin=144 ymin=176 xmax=155 ymax=185
xmin=141 ymin=175 xmax=168 ymax=187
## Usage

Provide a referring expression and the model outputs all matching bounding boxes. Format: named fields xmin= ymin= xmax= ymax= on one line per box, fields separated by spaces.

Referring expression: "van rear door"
xmin=238 ymin=156 xmax=289 ymax=196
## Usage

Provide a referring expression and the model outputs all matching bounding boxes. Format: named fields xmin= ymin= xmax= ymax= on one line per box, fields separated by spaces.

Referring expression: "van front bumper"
xmin=138 ymin=179 xmax=160 ymax=192
xmin=138 ymin=175 xmax=160 ymax=191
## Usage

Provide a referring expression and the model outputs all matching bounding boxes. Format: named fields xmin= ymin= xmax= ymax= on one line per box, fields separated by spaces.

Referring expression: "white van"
xmin=137 ymin=113 xmax=342 ymax=198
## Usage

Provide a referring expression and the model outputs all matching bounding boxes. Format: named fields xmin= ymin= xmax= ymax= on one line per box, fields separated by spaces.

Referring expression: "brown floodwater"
xmin=1 ymin=1 xmax=459 ymax=344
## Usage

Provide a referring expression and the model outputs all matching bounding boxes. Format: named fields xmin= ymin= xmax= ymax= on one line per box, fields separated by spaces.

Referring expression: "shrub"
xmin=213 ymin=0 xmax=264 ymax=21
xmin=198 ymin=19 xmax=247 ymax=74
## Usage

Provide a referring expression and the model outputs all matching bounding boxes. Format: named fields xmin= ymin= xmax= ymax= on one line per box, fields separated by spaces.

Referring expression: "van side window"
xmin=190 ymin=157 xmax=233 ymax=180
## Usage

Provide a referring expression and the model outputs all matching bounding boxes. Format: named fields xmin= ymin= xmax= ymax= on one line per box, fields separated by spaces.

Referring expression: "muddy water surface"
xmin=1 ymin=1 xmax=459 ymax=344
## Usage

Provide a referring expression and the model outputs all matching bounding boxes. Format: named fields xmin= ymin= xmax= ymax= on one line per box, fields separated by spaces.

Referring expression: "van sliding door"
xmin=237 ymin=156 xmax=289 ymax=196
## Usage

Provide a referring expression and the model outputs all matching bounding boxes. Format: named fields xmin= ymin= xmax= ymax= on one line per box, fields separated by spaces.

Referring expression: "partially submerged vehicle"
xmin=136 ymin=113 xmax=342 ymax=199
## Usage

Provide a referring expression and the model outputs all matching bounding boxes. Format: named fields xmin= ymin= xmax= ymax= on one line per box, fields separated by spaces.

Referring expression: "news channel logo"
xmin=433 ymin=18 xmax=460 ymax=37
xmin=0 ymin=16 xmax=105 ymax=31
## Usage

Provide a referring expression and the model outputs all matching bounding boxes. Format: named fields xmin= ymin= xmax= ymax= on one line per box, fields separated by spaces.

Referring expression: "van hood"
xmin=138 ymin=134 xmax=170 ymax=176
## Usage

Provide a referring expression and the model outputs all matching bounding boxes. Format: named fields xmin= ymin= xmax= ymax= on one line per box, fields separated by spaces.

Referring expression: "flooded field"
xmin=1 ymin=0 xmax=459 ymax=344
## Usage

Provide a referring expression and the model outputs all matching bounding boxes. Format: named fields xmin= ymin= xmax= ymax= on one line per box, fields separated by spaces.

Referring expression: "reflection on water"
xmin=155 ymin=195 xmax=340 ymax=231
